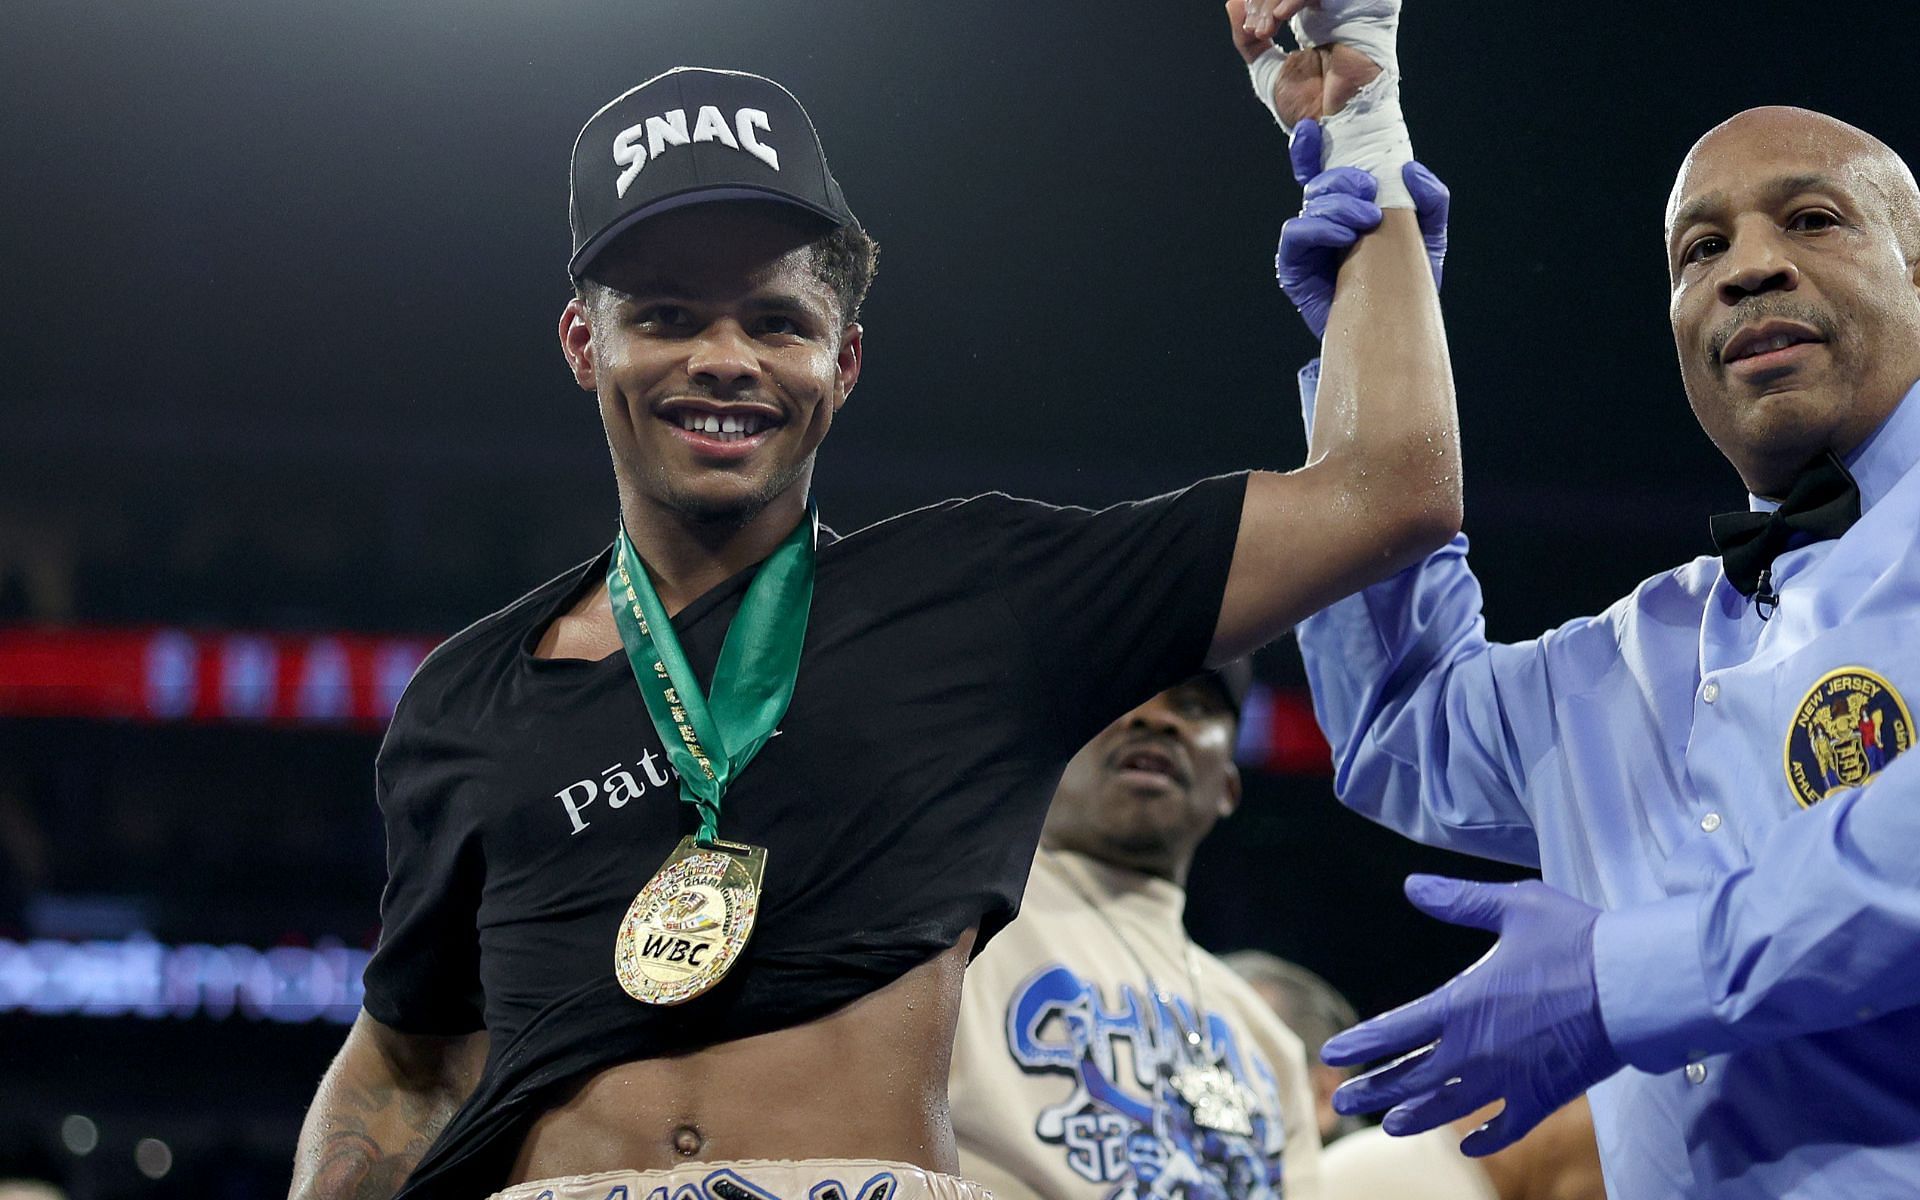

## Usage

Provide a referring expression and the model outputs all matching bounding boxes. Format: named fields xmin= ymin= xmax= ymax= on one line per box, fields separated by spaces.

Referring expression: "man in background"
xmin=950 ymin=669 xmax=1321 ymax=1200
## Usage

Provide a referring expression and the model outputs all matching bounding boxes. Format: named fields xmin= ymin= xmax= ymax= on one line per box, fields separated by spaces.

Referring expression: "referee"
xmin=1272 ymin=89 xmax=1920 ymax=1195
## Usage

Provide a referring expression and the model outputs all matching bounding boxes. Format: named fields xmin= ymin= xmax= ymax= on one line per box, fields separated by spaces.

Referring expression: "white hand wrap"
xmin=1248 ymin=45 xmax=1291 ymax=126
xmin=1247 ymin=0 xmax=1415 ymax=209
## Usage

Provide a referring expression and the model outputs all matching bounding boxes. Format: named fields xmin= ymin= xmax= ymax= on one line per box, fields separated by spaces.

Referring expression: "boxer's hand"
xmin=1227 ymin=0 xmax=1381 ymax=126
xmin=1225 ymin=0 xmax=1275 ymax=62
xmin=1321 ymin=877 xmax=1627 ymax=1157
xmin=1276 ymin=45 xmax=1383 ymax=127
xmin=1240 ymin=0 xmax=1315 ymax=42
xmin=1278 ymin=123 xmax=1450 ymax=337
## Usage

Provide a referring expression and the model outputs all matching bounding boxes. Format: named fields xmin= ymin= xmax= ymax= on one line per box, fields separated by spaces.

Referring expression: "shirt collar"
xmin=1043 ymin=847 xmax=1189 ymax=926
xmin=1746 ymin=376 xmax=1920 ymax=515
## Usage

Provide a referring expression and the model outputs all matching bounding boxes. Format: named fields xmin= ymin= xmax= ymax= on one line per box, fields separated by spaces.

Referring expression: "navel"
xmin=671 ymin=1125 xmax=706 ymax=1157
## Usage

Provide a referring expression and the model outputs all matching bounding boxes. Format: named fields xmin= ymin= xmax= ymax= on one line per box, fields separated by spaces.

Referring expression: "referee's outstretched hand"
xmin=1319 ymin=876 xmax=1626 ymax=1156
xmin=1276 ymin=122 xmax=1450 ymax=339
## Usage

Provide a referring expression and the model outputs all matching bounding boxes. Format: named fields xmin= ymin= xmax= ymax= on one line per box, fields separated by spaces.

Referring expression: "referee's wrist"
xmin=1593 ymin=894 xmax=1742 ymax=1073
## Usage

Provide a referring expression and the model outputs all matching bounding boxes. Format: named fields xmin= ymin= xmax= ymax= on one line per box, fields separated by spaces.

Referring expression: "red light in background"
xmin=0 ymin=624 xmax=1335 ymax=774
xmin=0 ymin=624 xmax=433 ymax=731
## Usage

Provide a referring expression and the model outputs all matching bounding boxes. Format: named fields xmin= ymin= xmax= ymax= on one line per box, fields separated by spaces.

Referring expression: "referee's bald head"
xmin=1663 ymin=106 xmax=1920 ymax=500
xmin=1668 ymin=107 xmax=1920 ymax=265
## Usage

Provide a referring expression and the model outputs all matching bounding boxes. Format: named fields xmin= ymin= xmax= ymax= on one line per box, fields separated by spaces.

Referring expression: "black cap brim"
xmin=569 ymin=184 xmax=845 ymax=282
xmin=1197 ymin=659 xmax=1254 ymax=719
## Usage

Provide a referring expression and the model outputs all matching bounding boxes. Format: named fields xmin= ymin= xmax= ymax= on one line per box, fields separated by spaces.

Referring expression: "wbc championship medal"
xmin=615 ymin=836 xmax=767 ymax=1005
xmin=605 ymin=508 xmax=815 ymax=1005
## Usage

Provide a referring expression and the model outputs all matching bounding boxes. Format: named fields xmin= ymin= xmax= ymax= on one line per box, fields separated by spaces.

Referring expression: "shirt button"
xmin=1702 ymin=681 xmax=1721 ymax=704
xmin=1685 ymin=1062 xmax=1709 ymax=1085
xmin=1701 ymin=812 xmax=1722 ymax=833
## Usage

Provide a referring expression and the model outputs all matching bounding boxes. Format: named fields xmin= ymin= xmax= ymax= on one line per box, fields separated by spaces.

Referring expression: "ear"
xmin=833 ymin=322 xmax=864 ymax=411
xmin=1218 ymin=761 xmax=1243 ymax=820
xmin=559 ymin=297 xmax=598 ymax=392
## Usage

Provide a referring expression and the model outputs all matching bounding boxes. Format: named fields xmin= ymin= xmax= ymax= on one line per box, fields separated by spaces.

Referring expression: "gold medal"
xmin=605 ymin=510 xmax=814 ymax=1006
xmin=615 ymin=836 xmax=767 ymax=1005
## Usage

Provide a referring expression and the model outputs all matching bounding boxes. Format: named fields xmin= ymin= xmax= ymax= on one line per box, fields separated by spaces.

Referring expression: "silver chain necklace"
xmin=1043 ymin=849 xmax=1259 ymax=1137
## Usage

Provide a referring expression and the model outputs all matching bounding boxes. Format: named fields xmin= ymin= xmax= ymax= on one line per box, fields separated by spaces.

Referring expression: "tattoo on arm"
xmin=298 ymin=1074 xmax=461 ymax=1200
xmin=312 ymin=1129 xmax=429 ymax=1200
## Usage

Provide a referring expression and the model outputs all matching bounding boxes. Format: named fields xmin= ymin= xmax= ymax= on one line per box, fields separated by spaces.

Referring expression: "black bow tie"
xmin=1709 ymin=450 xmax=1861 ymax=613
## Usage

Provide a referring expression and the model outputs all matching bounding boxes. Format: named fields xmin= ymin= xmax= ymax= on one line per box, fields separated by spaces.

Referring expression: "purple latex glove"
xmin=1275 ymin=119 xmax=1451 ymax=339
xmin=1320 ymin=875 xmax=1625 ymax=1156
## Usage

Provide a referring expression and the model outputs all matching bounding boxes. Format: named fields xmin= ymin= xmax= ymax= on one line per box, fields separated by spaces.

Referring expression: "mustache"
xmin=1705 ymin=299 xmax=1837 ymax=370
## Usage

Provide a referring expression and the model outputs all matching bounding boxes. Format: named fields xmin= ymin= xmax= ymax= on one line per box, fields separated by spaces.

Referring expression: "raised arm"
xmin=288 ymin=1011 xmax=488 ymax=1200
xmin=1231 ymin=17 xmax=1558 ymax=863
xmin=1209 ymin=0 xmax=1462 ymax=663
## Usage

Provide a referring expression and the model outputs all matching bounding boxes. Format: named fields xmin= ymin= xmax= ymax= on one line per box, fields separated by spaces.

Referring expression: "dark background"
xmin=5 ymin=0 xmax=1919 ymax=1193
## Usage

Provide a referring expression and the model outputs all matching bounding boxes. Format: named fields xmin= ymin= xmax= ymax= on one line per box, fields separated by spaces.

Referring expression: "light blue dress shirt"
xmin=1296 ymin=364 xmax=1920 ymax=1198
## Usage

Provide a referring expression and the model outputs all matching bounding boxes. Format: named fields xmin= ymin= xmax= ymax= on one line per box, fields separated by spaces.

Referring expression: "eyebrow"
xmin=741 ymin=291 xmax=822 ymax=315
xmin=1669 ymin=173 xmax=1844 ymax=244
xmin=611 ymin=277 xmax=698 ymax=302
xmin=613 ymin=280 xmax=822 ymax=314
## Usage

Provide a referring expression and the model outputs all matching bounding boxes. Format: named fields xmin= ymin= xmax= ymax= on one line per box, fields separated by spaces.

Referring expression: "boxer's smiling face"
xmin=560 ymin=202 xmax=862 ymax=527
xmin=1043 ymin=680 xmax=1242 ymax=886
xmin=1666 ymin=107 xmax=1920 ymax=498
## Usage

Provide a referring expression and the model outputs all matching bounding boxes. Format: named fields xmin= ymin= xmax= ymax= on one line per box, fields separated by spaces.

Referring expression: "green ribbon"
xmin=607 ymin=507 xmax=816 ymax=844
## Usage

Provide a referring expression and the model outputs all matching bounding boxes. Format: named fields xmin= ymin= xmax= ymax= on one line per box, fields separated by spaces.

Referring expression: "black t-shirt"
xmin=365 ymin=475 xmax=1248 ymax=1197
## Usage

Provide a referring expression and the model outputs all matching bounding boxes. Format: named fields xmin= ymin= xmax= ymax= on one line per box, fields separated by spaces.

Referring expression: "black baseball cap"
xmin=1194 ymin=659 xmax=1254 ymax=721
xmin=568 ymin=67 xmax=858 ymax=281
